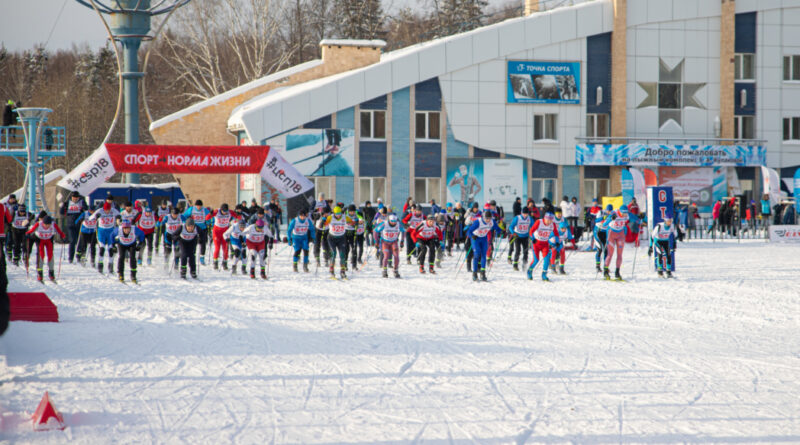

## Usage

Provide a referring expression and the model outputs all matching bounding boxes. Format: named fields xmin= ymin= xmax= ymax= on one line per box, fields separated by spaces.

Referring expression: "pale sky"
xmin=1 ymin=0 xmax=519 ymax=53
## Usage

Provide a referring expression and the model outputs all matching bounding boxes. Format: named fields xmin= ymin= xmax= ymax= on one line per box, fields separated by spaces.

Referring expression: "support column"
xmin=611 ymin=0 xmax=627 ymax=140
xmin=524 ymin=0 xmax=539 ymax=15
xmin=122 ymin=37 xmax=143 ymax=184
xmin=386 ymin=94 xmax=393 ymax=205
xmin=720 ymin=0 xmax=736 ymax=140
xmin=409 ymin=85 xmax=416 ymax=200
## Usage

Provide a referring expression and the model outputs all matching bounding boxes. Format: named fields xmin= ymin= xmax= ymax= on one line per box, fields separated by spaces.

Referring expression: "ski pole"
xmin=487 ymin=234 xmax=514 ymax=275
xmin=57 ymin=238 xmax=65 ymax=280
xmin=631 ymin=232 xmax=641 ymax=279
xmin=25 ymin=237 xmax=30 ymax=280
xmin=455 ymin=244 xmax=473 ymax=278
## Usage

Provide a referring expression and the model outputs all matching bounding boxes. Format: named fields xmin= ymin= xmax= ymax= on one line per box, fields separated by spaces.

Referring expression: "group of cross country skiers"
xmin=0 ymin=191 xmax=680 ymax=284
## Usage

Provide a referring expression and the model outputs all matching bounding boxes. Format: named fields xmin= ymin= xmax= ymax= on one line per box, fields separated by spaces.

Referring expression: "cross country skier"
xmin=507 ymin=206 xmax=532 ymax=271
xmin=177 ymin=218 xmax=200 ymax=279
xmin=288 ymin=209 xmax=315 ymax=273
xmin=9 ymin=204 xmax=33 ymax=267
xmin=183 ymin=200 xmax=211 ymax=265
xmin=208 ymin=203 xmax=236 ymax=270
xmin=649 ymin=214 xmax=677 ymax=278
xmin=402 ymin=205 xmax=425 ymax=264
xmin=593 ymin=204 xmax=612 ymax=273
xmin=75 ymin=205 xmax=98 ymax=267
xmin=463 ymin=203 xmax=482 ymax=272
xmin=155 ymin=200 xmax=171 ymax=253
xmin=159 ymin=207 xmax=183 ymax=271
xmin=354 ymin=210 xmax=366 ymax=266
xmin=25 ymin=215 xmax=66 ymax=282
xmin=435 ymin=211 xmax=448 ymax=267
xmin=374 ymin=214 xmax=403 ymax=278
xmin=136 ymin=207 xmax=157 ymax=266
xmin=241 ymin=219 xmax=272 ymax=279
xmin=411 ymin=214 xmax=444 ymax=274
xmin=90 ymin=201 xmax=121 ymax=274
xmin=120 ymin=201 xmax=140 ymax=224
xmin=372 ymin=207 xmax=388 ymax=262
xmin=466 ymin=210 xmax=501 ymax=282
xmin=550 ymin=219 xmax=573 ymax=275
xmin=113 ymin=220 xmax=144 ymax=283
xmin=603 ymin=205 xmax=629 ymax=281
xmin=345 ymin=205 xmax=360 ymax=270
xmin=323 ymin=206 xmax=353 ymax=279
xmin=527 ymin=212 xmax=559 ymax=282
xmin=314 ymin=207 xmax=331 ymax=267
xmin=59 ymin=191 xmax=87 ymax=264
xmin=223 ymin=219 xmax=248 ymax=275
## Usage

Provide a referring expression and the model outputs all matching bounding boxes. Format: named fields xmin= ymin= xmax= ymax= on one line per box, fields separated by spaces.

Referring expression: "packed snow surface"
xmin=2 ymin=240 xmax=799 ymax=444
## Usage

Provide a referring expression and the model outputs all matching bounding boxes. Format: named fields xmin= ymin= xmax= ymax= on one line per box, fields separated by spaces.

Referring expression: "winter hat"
xmin=522 ymin=207 xmax=529 ymax=214
xmin=483 ymin=210 xmax=493 ymax=218
xmin=221 ymin=203 xmax=229 ymax=212
xmin=121 ymin=220 xmax=132 ymax=229
xmin=43 ymin=216 xmax=53 ymax=225
xmin=256 ymin=219 xmax=265 ymax=227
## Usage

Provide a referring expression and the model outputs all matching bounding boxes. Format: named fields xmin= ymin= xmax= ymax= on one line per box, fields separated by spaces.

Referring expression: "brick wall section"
xmin=524 ymin=0 xmax=539 ymax=15
xmin=720 ymin=0 xmax=736 ymax=141
xmin=149 ymin=43 xmax=383 ymax=207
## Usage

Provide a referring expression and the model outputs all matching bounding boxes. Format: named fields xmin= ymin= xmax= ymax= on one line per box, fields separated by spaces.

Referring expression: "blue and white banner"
xmin=576 ymin=144 xmax=766 ymax=167
xmin=507 ymin=61 xmax=580 ymax=104
xmin=647 ymin=186 xmax=674 ymax=226
xmin=794 ymin=168 xmax=800 ymax=200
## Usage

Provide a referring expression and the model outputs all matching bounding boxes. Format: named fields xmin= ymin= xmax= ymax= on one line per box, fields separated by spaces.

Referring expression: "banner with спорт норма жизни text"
xmin=57 ymin=143 xmax=313 ymax=199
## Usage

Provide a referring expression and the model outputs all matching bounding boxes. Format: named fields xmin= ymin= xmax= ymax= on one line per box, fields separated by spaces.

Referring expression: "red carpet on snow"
xmin=8 ymin=292 xmax=59 ymax=323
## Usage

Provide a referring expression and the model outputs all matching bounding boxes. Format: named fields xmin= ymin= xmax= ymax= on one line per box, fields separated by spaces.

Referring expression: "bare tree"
xmin=157 ymin=0 xmax=292 ymax=100
xmin=335 ymin=0 xmax=386 ymax=40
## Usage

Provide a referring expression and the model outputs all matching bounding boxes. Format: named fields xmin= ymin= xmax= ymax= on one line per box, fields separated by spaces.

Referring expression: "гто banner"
xmin=58 ymin=143 xmax=313 ymax=198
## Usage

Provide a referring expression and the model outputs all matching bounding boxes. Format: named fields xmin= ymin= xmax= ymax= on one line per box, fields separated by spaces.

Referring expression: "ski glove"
xmin=471 ymin=235 xmax=477 ymax=240
xmin=647 ymin=246 xmax=653 ymax=256
xmin=440 ymin=242 xmax=445 ymax=250
xmin=415 ymin=242 xmax=421 ymax=249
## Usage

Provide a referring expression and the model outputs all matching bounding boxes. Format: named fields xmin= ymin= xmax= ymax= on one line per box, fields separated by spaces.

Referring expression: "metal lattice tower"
xmin=75 ymin=0 xmax=192 ymax=184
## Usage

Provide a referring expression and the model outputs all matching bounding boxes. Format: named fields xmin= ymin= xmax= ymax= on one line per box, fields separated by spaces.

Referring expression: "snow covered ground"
xmin=1 ymin=239 xmax=799 ymax=444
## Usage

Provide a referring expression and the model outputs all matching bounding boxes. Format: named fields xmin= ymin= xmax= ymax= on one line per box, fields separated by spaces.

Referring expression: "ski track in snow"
xmin=1 ymin=240 xmax=800 ymax=444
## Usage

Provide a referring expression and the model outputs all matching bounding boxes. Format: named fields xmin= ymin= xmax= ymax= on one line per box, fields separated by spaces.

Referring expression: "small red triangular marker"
xmin=31 ymin=392 xmax=66 ymax=431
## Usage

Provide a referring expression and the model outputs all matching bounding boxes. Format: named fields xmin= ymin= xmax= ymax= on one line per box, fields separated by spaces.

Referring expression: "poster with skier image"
xmin=264 ymin=128 xmax=355 ymax=176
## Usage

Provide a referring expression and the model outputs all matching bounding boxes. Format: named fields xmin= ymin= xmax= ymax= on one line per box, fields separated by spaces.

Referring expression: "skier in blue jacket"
xmin=288 ymin=209 xmax=316 ymax=273
xmin=465 ymin=210 xmax=501 ymax=282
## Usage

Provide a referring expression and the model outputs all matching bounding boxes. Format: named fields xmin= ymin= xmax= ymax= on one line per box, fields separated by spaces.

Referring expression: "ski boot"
xmin=222 ymin=260 xmax=228 ymax=271
xmin=558 ymin=265 xmax=566 ymax=275
xmin=180 ymin=268 xmax=187 ymax=280
xmin=507 ymin=257 xmax=512 ymax=265
xmin=37 ymin=270 xmax=44 ymax=282
xmin=667 ymin=271 xmax=673 ymax=278
xmin=316 ymin=257 xmax=321 ymax=267
xmin=118 ymin=274 xmax=125 ymax=283
xmin=302 ymin=262 xmax=308 ymax=273
xmin=91 ymin=258 xmax=96 ymax=268
xmin=293 ymin=262 xmax=299 ymax=273
xmin=131 ymin=273 xmax=138 ymax=284
xmin=513 ymin=263 xmax=519 ymax=271
xmin=467 ymin=262 xmax=472 ymax=272
xmin=596 ymin=263 xmax=602 ymax=273
xmin=603 ymin=267 xmax=611 ymax=280
xmin=429 ymin=265 xmax=436 ymax=274
xmin=526 ymin=266 xmax=533 ymax=280
xmin=472 ymin=271 xmax=479 ymax=282
xmin=147 ymin=256 xmax=152 ymax=266
xmin=137 ymin=258 xmax=142 ymax=266
xmin=419 ymin=264 xmax=425 ymax=274
xmin=340 ymin=269 xmax=347 ymax=280
xmin=98 ymin=262 xmax=104 ymax=274
xmin=191 ymin=271 xmax=197 ymax=279
xmin=657 ymin=270 xmax=664 ymax=277
xmin=614 ymin=268 xmax=622 ymax=281
xmin=260 ymin=267 xmax=267 ymax=280
xmin=108 ymin=262 xmax=114 ymax=274
xmin=407 ymin=257 xmax=412 ymax=265
xmin=394 ymin=269 xmax=401 ymax=279
xmin=250 ymin=267 xmax=256 ymax=279
xmin=241 ymin=264 xmax=247 ymax=275
xmin=541 ymin=272 xmax=549 ymax=282
xmin=329 ymin=266 xmax=336 ymax=278
xmin=480 ymin=269 xmax=487 ymax=282
xmin=382 ymin=268 xmax=389 ymax=278
xmin=213 ymin=259 xmax=219 ymax=270
xmin=231 ymin=265 xmax=238 ymax=275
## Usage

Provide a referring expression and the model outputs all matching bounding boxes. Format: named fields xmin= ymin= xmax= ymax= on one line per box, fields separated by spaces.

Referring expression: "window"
xmin=310 ymin=177 xmax=334 ymax=200
xmin=534 ymin=114 xmax=557 ymax=141
xmin=734 ymin=116 xmax=755 ymax=140
xmin=784 ymin=117 xmax=800 ymax=141
xmin=584 ymin=179 xmax=609 ymax=205
xmin=530 ymin=178 xmax=555 ymax=202
xmin=734 ymin=53 xmax=755 ymax=81
xmin=359 ymin=177 xmax=386 ymax=204
xmin=415 ymin=111 xmax=440 ymax=140
xmin=414 ymin=177 xmax=440 ymax=203
xmin=586 ymin=114 xmax=609 ymax=138
xmin=360 ymin=110 xmax=386 ymax=139
xmin=783 ymin=55 xmax=800 ymax=81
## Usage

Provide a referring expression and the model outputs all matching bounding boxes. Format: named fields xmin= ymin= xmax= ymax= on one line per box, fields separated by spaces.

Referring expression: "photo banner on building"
xmin=58 ymin=143 xmax=313 ymax=199
xmin=265 ymin=129 xmax=355 ymax=176
xmin=794 ymin=168 xmax=800 ymax=200
xmin=446 ymin=158 xmax=525 ymax=211
xmin=658 ymin=167 xmax=714 ymax=209
xmin=576 ymin=144 xmax=766 ymax=167
xmin=507 ymin=61 xmax=581 ymax=104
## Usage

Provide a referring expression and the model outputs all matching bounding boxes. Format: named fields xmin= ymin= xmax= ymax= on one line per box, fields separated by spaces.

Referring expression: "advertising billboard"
xmin=576 ymin=144 xmax=766 ymax=167
xmin=507 ymin=61 xmax=581 ymax=104
xmin=264 ymin=129 xmax=355 ymax=177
